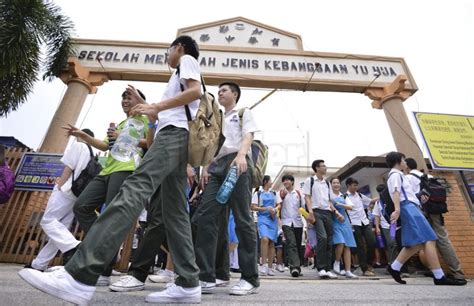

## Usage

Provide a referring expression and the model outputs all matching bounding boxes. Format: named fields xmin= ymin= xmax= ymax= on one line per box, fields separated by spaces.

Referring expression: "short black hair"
xmin=330 ymin=177 xmax=340 ymax=183
xmin=219 ymin=82 xmax=241 ymax=103
xmin=405 ymin=157 xmax=417 ymax=170
xmin=81 ymin=128 xmax=95 ymax=138
xmin=282 ymin=174 xmax=295 ymax=183
xmin=262 ymin=175 xmax=271 ymax=186
xmin=386 ymin=151 xmax=406 ymax=168
xmin=376 ymin=184 xmax=386 ymax=193
xmin=311 ymin=159 xmax=325 ymax=172
xmin=171 ymin=35 xmax=199 ymax=59
xmin=345 ymin=177 xmax=358 ymax=186
xmin=122 ymin=89 xmax=146 ymax=101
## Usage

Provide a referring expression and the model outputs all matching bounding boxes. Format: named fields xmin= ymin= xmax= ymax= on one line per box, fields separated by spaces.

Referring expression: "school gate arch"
xmin=43 ymin=16 xmax=424 ymax=171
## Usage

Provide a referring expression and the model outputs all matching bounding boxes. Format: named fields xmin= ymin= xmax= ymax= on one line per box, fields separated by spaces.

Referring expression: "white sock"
xmin=391 ymin=260 xmax=403 ymax=271
xmin=432 ymin=268 xmax=444 ymax=280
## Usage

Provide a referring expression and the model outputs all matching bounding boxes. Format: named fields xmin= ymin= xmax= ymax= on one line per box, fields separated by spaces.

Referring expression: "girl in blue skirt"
xmin=251 ymin=175 xmax=279 ymax=276
xmin=385 ymin=152 xmax=463 ymax=286
xmin=329 ymin=178 xmax=358 ymax=278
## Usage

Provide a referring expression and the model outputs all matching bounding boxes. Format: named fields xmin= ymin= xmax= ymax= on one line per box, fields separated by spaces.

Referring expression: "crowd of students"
xmin=17 ymin=35 xmax=466 ymax=305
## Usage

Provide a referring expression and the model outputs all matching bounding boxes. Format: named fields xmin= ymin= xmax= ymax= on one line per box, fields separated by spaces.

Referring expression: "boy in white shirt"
xmin=19 ymin=35 xmax=203 ymax=304
xmin=195 ymin=82 xmax=259 ymax=296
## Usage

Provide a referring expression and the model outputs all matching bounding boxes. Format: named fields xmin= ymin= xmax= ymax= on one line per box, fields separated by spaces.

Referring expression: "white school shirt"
xmin=215 ymin=107 xmax=258 ymax=160
xmin=59 ymin=141 xmax=93 ymax=198
xmin=302 ymin=176 xmax=331 ymax=211
xmin=387 ymin=168 xmax=420 ymax=204
xmin=372 ymin=200 xmax=390 ymax=229
xmin=346 ymin=191 xmax=372 ymax=226
xmin=156 ymin=55 xmax=201 ymax=132
xmin=276 ymin=189 xmax=305 ymax=228
xmin=405 ymin=169 xmax=425 ymax=206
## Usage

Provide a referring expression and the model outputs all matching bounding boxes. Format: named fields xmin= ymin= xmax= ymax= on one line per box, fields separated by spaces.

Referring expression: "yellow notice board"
xmin=414 ymin=112 xmax=474 ymax=170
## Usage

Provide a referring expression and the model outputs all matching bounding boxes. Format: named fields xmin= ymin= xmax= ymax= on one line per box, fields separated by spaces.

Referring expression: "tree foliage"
xmin=0 ymin=0 xmax=75 ymax=117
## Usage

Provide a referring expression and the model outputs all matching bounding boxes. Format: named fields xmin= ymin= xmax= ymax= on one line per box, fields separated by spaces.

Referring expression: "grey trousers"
xmin=381 ymin=228 xmax=398 ymax=264
xmin=313 ymin=209 xmax=333 ymax=272
xmin=65 ymin=126 xmax=199 ymax=287
xmin=194 ymin=153 xmax=259 ymax=287
xmin=427 ymin=214 xmax=464 ymax=279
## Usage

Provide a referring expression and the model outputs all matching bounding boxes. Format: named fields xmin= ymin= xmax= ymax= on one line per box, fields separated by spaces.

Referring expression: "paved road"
xmin=1 ymin=264 xmax=472 ymax=305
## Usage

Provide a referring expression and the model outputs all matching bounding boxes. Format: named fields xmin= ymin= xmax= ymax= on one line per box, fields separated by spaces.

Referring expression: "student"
xmin=276 ymin=174 xmax=305 ymax=277
xmin=302 ymin=159 xmax=343 ymax=279
xmin=19 ymin=35 xmax=204 ymax=304
xmin=373 ymin=184 xmax=398 ymax=265
xmin=24 ymin=129 xmax=94 ymax=272
xmin=59 ymin=89 xmax=149 ymax=285
xmin=345 ymin=177 xmax=377 ymax=276
xmin=405 ymin=158 xmax=466 ymax=285
xmin=330 ymin=177 xmax=358 ymax=278
xmin=194 ymin=82 xmax=259 ymax=296
xmin=252 ymin=175 xmax=279 ymax=276
xmin=385 ymin=152 xmax=464 ymax=286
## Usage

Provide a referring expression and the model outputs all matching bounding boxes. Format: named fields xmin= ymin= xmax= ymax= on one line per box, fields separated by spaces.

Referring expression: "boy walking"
xmin=19 ymin=35 xmax=203 ymax=304
xmin=194 ymin=82 xmax=260 ymax=295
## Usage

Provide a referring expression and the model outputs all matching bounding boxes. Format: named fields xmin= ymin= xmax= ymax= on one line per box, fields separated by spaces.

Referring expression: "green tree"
xmin=0 ymin=0 xmax=74 ymax=117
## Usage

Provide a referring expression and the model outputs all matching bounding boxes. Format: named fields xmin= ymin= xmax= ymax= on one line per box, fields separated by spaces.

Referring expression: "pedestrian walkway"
xmin=2 ymin=264 xmax=471 ymax=305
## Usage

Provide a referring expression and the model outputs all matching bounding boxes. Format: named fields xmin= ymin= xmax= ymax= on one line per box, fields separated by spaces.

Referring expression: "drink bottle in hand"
xmin=216 ymin=166 xmax=239 ymax=204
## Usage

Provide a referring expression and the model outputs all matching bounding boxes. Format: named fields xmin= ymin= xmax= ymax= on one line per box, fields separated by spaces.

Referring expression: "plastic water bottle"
xmin=107 ymin=122 xmax=116 ymax=150
xmin=390 ymin=222 xmax=397 ymax=240
xmin=216 ymin=166 xmax=239 ymax=204
xmin=110 ymin=118 xmax=144 ymax=162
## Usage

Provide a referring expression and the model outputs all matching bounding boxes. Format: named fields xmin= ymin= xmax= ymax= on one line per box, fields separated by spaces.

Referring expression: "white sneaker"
xmin=109 ymin=275 xmax=144 ymax=292
xmin=44 ymin=265 xmax=63 ymax=273
xmin=259 ymin=265 xmax=268 ymax=276
xmin=327 ymin=271 xmax=338 ymax=279
xmin=145 ymin=283 xmax=201 ymax=303
xmin=18 ymin=267 xmax=95 ymax=306
xmin=267 ymin=268 xmax=275 ymax=276
xmin=276 ymin=264 xmax=285 ymax=273
xmin=346 ymin=271 xmax=358 ymax=279
xmin=339 ymin=270 xmax=346 ymax=276
xmin=216 ymin=279 xmax=230 ymax=287
xmin=200 ymin=280 xmax=216 ymax=294
xmin=229 ymin=279 xmax=257 ymax=296
xmin=148 ymin=270 xmax=175 ymax=283
xmin=318 ymin=269 xmax=329 ymax=279
xmin=96 ymin=275 xmax=110 ymax=286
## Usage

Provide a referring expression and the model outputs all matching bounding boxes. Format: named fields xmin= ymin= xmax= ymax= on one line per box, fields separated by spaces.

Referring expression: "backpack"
xmin=238 ymin=108 xmax=268 ymax=189
xmin=0 ymin=163 xmax=15 ymax=204
xmin=380 ymin=172 xmax=403 ymax=226
xmin=71 ymin=145 xmax=102 ymax=197
xmin=410 ymin=173 xmax=448 ymax=215
xmin=178 ymin=70 xmax=225 ymax=167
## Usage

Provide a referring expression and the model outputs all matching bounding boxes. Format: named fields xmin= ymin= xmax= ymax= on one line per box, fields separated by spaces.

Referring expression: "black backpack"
xmin=71 ymin=145 xmax=102 ymax=197
xmin=380 ymin=172 xmax=401 ymax=226
xmin=410 ymin=173 xmax=448 ymax=215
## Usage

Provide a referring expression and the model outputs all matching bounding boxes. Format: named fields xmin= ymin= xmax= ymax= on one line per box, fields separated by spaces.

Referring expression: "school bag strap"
xmin=176 ymin=67 xmax=207 ymax=121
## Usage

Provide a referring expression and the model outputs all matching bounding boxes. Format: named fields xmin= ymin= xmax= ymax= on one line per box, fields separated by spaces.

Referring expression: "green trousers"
xmin=194 ymin=153 xmax=259 ymax=287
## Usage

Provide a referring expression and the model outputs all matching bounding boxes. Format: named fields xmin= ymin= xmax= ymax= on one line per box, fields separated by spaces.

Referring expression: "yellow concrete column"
xmin=39 ymin=58 xmax=108 ymax=153
xmin=365 ymin=75 xmax=428 ymax=172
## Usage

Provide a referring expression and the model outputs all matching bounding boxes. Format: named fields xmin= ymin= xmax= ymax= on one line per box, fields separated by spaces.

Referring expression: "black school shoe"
xmin=387 ymin=266 xmax=406 ymax=284
xmin=434 ymin=276 xmax=467 ymax=286
xmin=290 ymin=267 xmax=300 ymax=278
